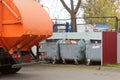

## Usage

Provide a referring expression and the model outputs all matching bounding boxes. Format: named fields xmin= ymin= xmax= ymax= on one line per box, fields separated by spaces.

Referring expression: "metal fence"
xmin=53 ymin=16 xmax=118 ymax=32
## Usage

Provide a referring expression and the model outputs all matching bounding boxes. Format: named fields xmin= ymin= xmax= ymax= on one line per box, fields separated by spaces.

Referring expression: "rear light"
xmin=41 ymin=52 xmax=47 ymax=56
xmin=12 ymin=54 xmax=21 ymax=58
xmin=17 ymin=54 xmax=21 ymax=58
xmin=12 ymin=54 xmax=17 ymax=58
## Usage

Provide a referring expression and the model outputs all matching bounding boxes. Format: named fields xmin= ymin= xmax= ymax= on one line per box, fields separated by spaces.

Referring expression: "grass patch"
xmin=107 ymin=64 xmax=120 ymax=68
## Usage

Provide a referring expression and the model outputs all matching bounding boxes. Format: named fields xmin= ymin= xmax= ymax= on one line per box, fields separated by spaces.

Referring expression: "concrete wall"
xmin=49 ymin=32 xmax=102 ymax=40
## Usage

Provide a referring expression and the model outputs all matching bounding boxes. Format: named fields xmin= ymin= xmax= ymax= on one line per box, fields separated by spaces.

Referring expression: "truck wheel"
xmin=9 ymin=67 xmax=21 ymax=74
xmin=1 ymin=66 xmax=21 ymax=74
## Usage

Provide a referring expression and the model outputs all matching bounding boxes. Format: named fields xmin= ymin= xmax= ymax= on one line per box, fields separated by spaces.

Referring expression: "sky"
xmin=40 ymin=0 xmax=83 ymax=19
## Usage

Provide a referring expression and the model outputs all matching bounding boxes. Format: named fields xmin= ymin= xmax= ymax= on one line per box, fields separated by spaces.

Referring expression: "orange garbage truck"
xmin=0 ymin=0 xmax=53 ymax=74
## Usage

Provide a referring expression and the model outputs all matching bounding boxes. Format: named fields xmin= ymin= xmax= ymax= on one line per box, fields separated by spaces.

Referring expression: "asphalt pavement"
xmin=0 ymin=64 xmax=120 ymax=80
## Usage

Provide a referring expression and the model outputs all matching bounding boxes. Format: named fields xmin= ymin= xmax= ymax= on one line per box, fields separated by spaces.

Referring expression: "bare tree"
xmin=60 ymin=0 xmax=81 ymax=32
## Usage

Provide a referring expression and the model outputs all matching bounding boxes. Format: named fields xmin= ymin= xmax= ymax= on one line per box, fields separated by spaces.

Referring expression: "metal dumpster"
xmin=59 ymin=39 xmax=86 ymax=64
xmin=39 ymin=40 xmax=61 ymax=64
xmin=86 ymin=40 xmax=101 ymax=65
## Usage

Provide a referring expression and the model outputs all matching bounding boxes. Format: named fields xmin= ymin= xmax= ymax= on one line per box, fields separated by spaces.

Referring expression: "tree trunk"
xmin=71 ymin=13 xmax=77 ymax=32
xmin=60 ymin=0 xmax=81 ymax=32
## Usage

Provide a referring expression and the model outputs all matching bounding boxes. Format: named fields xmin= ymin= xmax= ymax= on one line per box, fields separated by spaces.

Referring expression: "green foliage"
xmin=82 ymin=0 xmax=119 ymax=29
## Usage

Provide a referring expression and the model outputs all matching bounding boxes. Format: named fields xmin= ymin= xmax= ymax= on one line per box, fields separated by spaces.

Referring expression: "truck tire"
xmin=1 ymin=66 xmax=21 ymax=74
xmin=0 ymin=48 xmax=21 ymax=74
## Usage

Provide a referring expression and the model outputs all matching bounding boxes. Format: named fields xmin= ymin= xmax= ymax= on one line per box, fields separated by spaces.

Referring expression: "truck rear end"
xmin=0 ymin=0 xmax=53 ymax=74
